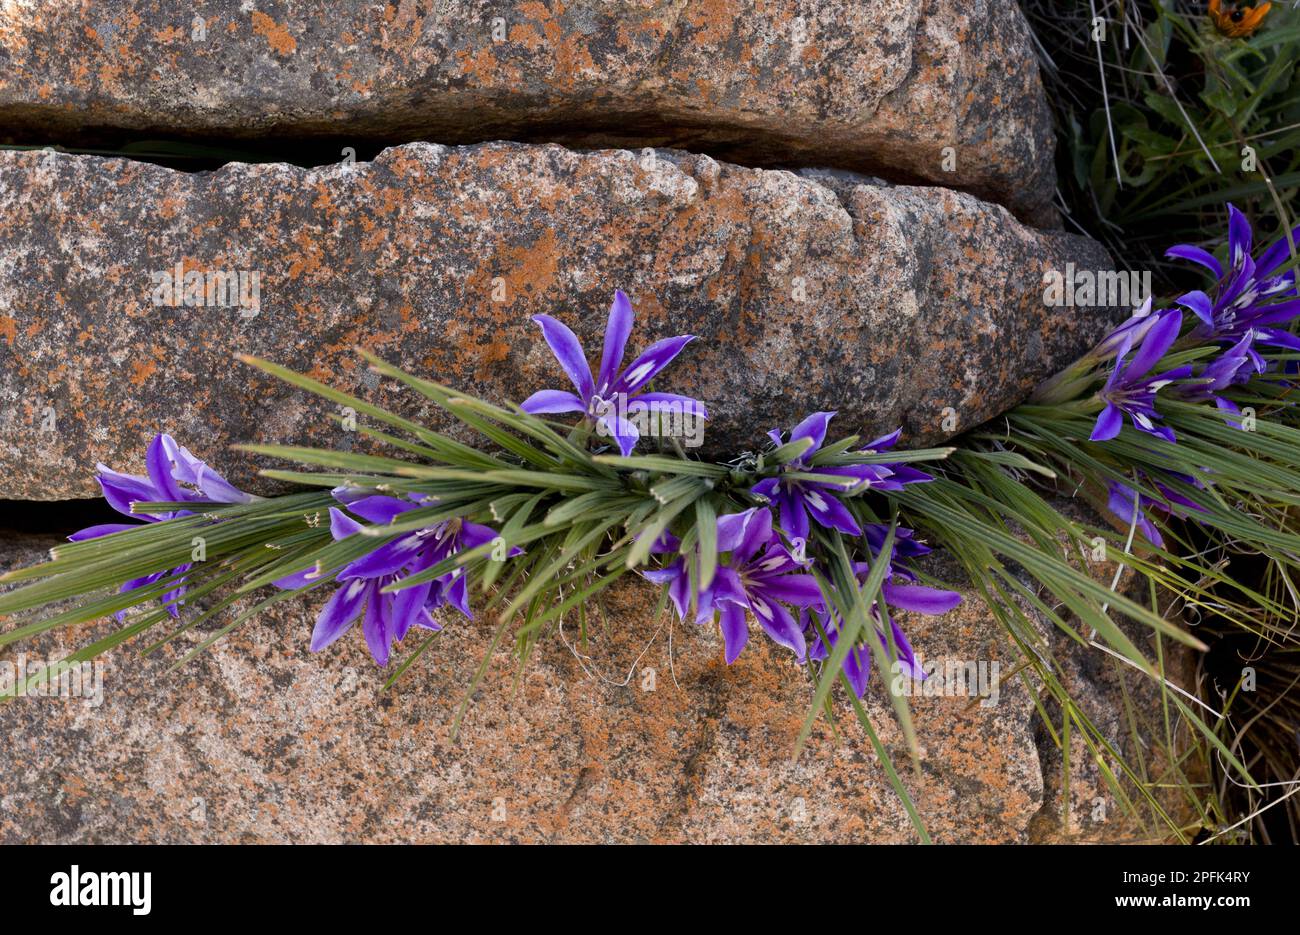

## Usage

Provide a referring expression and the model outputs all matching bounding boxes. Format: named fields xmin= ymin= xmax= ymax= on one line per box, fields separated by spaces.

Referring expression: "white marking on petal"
xmin=623 ymin=362 xmax=655 ymax=386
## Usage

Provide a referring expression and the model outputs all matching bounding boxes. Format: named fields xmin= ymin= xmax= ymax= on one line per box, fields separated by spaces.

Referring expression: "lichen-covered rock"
xmin=0 ymin=142 xmax=1116 ymax=500
xmin=0 ymin=533 xmax=1055 ymax=843
xmin=0 ymin=0 xmax=1057 ymax=222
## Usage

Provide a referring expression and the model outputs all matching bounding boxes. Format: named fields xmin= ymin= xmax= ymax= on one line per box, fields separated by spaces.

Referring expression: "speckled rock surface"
xmin=0 ymin=142 xmax=1116 ymax=500
xmin=0 ymin=531 xmax=1107 ymax=844
xmin=0 ymin=0 xmax=1056 ymax=222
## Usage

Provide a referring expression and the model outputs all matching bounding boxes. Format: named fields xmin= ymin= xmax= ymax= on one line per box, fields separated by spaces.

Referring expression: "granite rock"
xmin=0 ymin=0 xmax=1057 ymax=221
xmin=0 ymin=142 xmax=1117 ymax=500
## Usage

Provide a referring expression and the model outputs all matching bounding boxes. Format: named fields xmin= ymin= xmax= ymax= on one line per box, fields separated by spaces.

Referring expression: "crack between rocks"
xmin=0 ymin=123 xmax=1043 ymax=228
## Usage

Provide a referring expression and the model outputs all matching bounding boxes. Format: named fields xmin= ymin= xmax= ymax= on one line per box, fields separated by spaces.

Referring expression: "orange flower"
xmin=1209 ymin=0 xmax=1272 ymax=38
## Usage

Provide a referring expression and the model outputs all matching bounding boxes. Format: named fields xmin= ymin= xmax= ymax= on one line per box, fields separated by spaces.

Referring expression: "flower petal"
xmin=756 ymin=573 xmax=824 ymax=607
xmin=777 ymin=488 xmax=809 ymax=541
xmin=881 ymin=582 xmax=963 ymax=615
xmin=625 ymin=392 xmax=709 ymax=420
xmin=801 ymin=487 xmax=861 ymax=536
xmin=160 ymin=434 xmax=252 ymax=504
xmin=734 ymin=505 xmax=774 ymax=564
xmin=718 ymin=602 xmax=749 ymax=665
xmin=146 ymin=434 xmax=187 ymax=503
xmin=67 ymin=523 xmax=139 ymax=542
xmin=1256 ymin=224 xmax=1300 ymax=277
xmin=885 ymin=620 xmax=925 ymax=680
xmin=716 ymin=510 xmax=756 ymax=553
xmin=310 ymin=578 xmax=368 ymax=652
xmin=613 ymin=335 xmax=696 ymax=395
xmin=520 ymin=389 xmax=586 ymax=415
xmin=598 ymin=414 xmax=640 ymax=457
xmin=597 ymin=290 xmax=635 ymax=393
xmin=340 ymin=534 xmax=426 ymax=579
xmin=344 ymin=495 xmax=419 ymax=525
xmin=1227 ymin=203 xmax=1252 ymax=268
xmin=274 ymin=565 xmax=326 ymax=590
xmin=842 ymin=645 xmax=871 ymax=698
xmin=788 ymin=411 xmax=835 ymax=461
xmin=531 ymin=315 xmax=594 ymax=400
xmin=329 ymin=506 xmax=366 ymax=541
xmin=1090 ymin=402 xmax=1124 ymax=441
xmin=361 ymin=589 xmax=393 ymax=667
xmin=444 ymin=572 xmax=474 ymax=619
xmin=748 ymin=594 xmax=806 ymax=662
xmin=1176 ymin=291 xmax=1214 ymax=328
xmin=1165 ymin=244 xmax=1224 ymax=279
xmin=391 ymin=579 xmax=433 ymax=642
xmin=1126 ymin=309 xmax=1183 ymax=378
xmin=863 ymin=428 xmax=902 ymax=451
xmin=95 ymin=466 xmax=162 ymax=520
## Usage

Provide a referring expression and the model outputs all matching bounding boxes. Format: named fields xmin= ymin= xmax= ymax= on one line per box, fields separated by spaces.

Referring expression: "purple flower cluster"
xmin=1088 ymin=205 xmax=1299 ymax=446
xmin=274 ymin=489 xmax=519 ymax=667
xmin=1086 ymin=204 xmax=1299 ymax=542
xmin=804 ymin=526 xmax=961 ymax=696
xmin=1170 ymin=205 xmax=1300 ymax=356
xmin=645 ymin=506 xmax=961 ymax=697
xmin=70 ymin=434 xmax=253 ymax=619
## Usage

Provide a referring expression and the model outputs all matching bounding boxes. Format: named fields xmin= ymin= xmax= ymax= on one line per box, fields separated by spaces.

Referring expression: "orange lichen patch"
xmin=498 ymin=229 xmax=562 ymax=300
xmin=129 ymin=358 xmax=158 ymax=386
xmin=251 ymin=11 xmax=297 ymax=56
xmin=285 ymin=229 xmax=326 ymax=280
xmin=0 ymin=315 xmax=17 ymax=345
xmin=554 ymin=36 xmax=598 ymax=84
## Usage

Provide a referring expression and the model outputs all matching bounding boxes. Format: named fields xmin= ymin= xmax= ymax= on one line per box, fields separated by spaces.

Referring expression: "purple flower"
xmin=69 ymin=433 xmax=253 ymax=618
xmin=856 ymin=525 xmax=964 ymax=617
xmin=275 ymin=493 xmax=516 ymax=666
xmin=1089 ymin=297 xmax=1183 ymax=363
xmin=751 ymin=412 xmax=908 ymax=541
xmin=1091 ymin=310 xmax=1191 ymax=443
xmin=640 ymin=530 xmax=720 ymax=626
xmin=645 ymin=508 xmax=823 ymax=664
xmin=1168 ymin=204 xmax=1300 ymax=354
xmin=520 ymin=290 xmax=706 ymax=456
xmin=1105 ymin=476 xmax=1206 ymax=549
xmin=1177 ymin=329 xmax=1266 ymax=418
xmin=850 ymin=428 xmax=935 ymax=490
xmin=801 ymin=540 xmax=961 ymax=698
xmin=803 ymin=611 xmax=921 ymax=699
xmin=710 ymin=508 xmax=825 ymax=663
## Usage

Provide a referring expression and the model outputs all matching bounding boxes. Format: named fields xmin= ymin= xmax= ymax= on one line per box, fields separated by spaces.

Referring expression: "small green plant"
xmin=1027 ymin=0 xmax=1299 ymax=288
